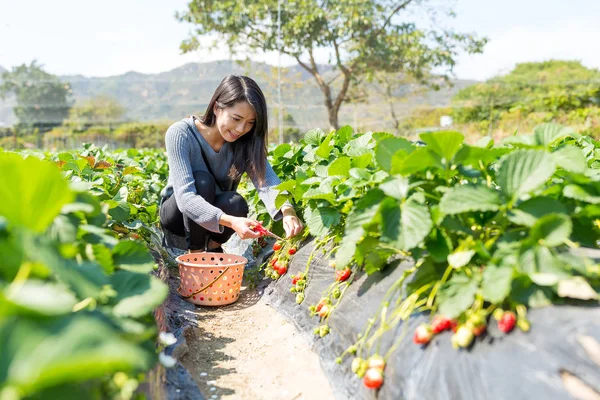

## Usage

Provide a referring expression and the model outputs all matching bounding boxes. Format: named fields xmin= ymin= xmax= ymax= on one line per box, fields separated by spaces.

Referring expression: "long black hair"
xmin=200 ymin=75 xmax=268 ymax=186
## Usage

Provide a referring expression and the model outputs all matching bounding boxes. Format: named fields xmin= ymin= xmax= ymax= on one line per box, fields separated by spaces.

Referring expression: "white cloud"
xmin=454 ymin=19 xmax=600 ymax=81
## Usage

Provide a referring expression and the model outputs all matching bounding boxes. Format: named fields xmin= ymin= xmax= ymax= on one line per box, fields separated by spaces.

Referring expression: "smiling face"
xmin=214 ymin=101 xmax=257 ymax=142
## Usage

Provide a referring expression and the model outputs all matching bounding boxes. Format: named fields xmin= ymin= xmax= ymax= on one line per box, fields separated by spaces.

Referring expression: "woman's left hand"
xmin=282 ymin=207 xmax=304 ymax=238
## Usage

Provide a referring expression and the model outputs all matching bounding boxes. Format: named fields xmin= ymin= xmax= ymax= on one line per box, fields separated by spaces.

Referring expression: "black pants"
xmin=159 ymin=171 xmax=248 ymax=250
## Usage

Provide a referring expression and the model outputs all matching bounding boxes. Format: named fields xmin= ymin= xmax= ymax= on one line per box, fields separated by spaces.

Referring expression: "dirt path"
xmin=175 ymin=281 xmax=335 ymax=400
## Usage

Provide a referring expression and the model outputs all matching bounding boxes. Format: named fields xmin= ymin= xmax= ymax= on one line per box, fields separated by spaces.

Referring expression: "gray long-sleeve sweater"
xmin=160 ymin=117 xmax=286 ymax=236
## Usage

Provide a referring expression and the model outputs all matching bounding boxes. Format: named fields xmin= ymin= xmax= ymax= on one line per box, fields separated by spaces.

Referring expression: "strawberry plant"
xmin=0 ymin=149 xmax=169 ymax=398
xmin=249 ymin=123 xmax=600 ymax=390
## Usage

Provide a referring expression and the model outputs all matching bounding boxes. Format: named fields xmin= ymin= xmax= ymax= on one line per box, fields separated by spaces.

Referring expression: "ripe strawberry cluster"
xmin=350 ymin=354 xmax=385 ymax=389
xmin=264 ymin=241 xmax=297 ymax=280
xmin=413 ymin=309 xmax=526 ymax=348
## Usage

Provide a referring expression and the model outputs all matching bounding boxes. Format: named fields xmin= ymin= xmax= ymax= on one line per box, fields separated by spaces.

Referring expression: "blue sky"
xmin=1 ymin=0 xmax=598 ymax=81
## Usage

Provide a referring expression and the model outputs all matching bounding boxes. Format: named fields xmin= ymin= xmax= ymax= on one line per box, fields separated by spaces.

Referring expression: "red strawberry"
xmin=413 ymin=324 xmax=433 ymax=345
xmin=498 ymin=311 xmax=516 ymax=333
xmin=318 ymin=305 xmax=330 ymax=318
xmin=431 ymin=315 xmax=452 ymax=333
xmin=288 ymin=247 xmax=297 ymax=255
xmin=335 ymin=267 xmax=351 ymax=282
xmin=273 ymin=242 xmax=282 ymax=251
xmin=291 ymin=275 xmax=300 ymax=285
xmin=277 ymin=264 xmax=288 ymax=275
xmin=363 ymin=368 xmax=384 ymax=389
xmin=472 ymin=324 xmax=487 ymax=337
xmin=450 ymin=319 xmax=459 ymax=332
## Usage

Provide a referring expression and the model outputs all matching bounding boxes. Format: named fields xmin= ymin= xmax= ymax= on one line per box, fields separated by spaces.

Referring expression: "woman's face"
xmin=214 ymin=101 xmax=257 ymax=142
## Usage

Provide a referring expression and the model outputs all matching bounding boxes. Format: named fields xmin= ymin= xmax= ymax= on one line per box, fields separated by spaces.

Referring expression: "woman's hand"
xmin=222 ymin=215 xmax=262 ymax=240
xmin=282 ymin=207 xmax=304 ymax=238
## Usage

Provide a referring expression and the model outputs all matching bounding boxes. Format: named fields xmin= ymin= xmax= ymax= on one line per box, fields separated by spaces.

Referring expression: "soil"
xmin=176 ymin=280 xmax=335 ymax=400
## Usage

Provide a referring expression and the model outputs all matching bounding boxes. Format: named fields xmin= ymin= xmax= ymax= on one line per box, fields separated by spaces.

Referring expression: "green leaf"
xmin=328 ymin=157 xmax=352 ymax=177
xmin=529 ymin=214 xmax=572 ymax=247
xmin=112 ymin=241 xmax=155 ymax=273
xmin=273 ymin=143 xmax=292 ymax=159
xmin=437 ymin=274 xmax=479 ymax=319
xmin=349 ymin=168 xmax=370 ymax=181
xmin=305 ymin=206 xmax=341 ymax=238
xmin=552 ymin=145 xmax=587 ymax=173
xmin=497 ymin=149 xmax=556 ymax=199
xmin=275 ymin=180 xmax=297 ymax=193
xmin=507 ymin=197 xmax=568 ymax=227
xmin=0 ymin=315 xmax=153 ymax=395
xmin=510 ymin=276 xmax=553 ymax=308
xmin=303 ymin=184 xmax=336 ymax=204
xmin=89 ymin=244 xmax=115 ymax=274
xmin=563 ymin=184 xmax=600 ymax=204
xmin=557 ymin=277 xmax=598 ymax=300
xmin=482 ymin=265 xmax=513 ymax=303
xmin=379 ymin=176 xmax=409 ymax=200
xmin=344 ymin=132 xmax=374 ymax=156
xmin=335 ymin=191 xmax=382 ymax=268
xmin=315 ymin=130 xmax=335 ymax=159
xmin=380 ymin=195 xmax=432 ymax=251
xmin=110 ymin=271 xmax=169 ymax=318
xmin=26 ymin=237 xmax=108 ymax=300
xmin=419 ymin=131 xmax=465 ymax=161
xmin=3 ymin=281 xmax=77 ymax=317
xmin=439 ymin=185 xmax=503 ymax=215
xmin=425 ymin=229 xmax=453 ymax=263
xmin=336 ymin=125 xmax=354 ymax=143
xmin=355 ymin=237 xmax=396 ymax=275
xmin=352 ymin=153 xmax=373 ymax=168
xmin=519 ymin=245 xmax=570 ymax=283
xmin=374 ymin=137 xmax=414 ymax=172
xmin=0 ymin=152 xmax=74 ymax=233
xmin=447 ymin=250 xmax=475 ymax=268
xmin=303 ymin=129 xmax=325 ymax=145
xmin=391 ymin=147 xmax=441 ymax=175
xmin=533 ymin=123 xmax=575 ymax=147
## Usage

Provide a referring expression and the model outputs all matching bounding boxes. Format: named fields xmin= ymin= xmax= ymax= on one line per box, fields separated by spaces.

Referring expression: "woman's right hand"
xmin=228 ymin=216 xmax=262 ymax=240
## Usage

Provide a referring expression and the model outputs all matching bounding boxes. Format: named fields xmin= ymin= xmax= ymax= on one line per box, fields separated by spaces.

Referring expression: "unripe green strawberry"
xmin=313 ymin=326 xmax=320 ymax=335
xmin=271 ymin=271 xmax=280 ymax=280
xmin=290 ymin=287 xmax=297 ymax=293
xmin=356 ymin=360 xmax=368 ymax=378
xmin=493 ymin=308 xmax=504 ymax=321
xmin=351 ymin=357 xmax=364 ymax=374
xmin=347 ymin=344 xmax=357 ymax=354
xmin=517 ymin=318 xmax=530 ymax=332
xmin=453 ymin=326 xmax=474 ymax=348
xmin=319 ymin=325 xmax=330 ymax=337
xmin=295 ymin=293 xmax=305 ymax=304
xmin=468 ymin=311 xmax=486 ymax=327
xmin=332 ymin=288 xmax=341 ymax=299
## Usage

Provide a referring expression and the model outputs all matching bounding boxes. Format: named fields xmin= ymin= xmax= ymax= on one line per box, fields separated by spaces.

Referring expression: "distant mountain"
xmin=0 ymin=60 xmax=476 ymax=131
xmin=0 ymin=65 xmax=6 ymax=74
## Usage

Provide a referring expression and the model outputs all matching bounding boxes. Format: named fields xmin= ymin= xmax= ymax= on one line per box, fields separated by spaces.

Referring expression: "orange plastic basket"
xmin=176 ymin=252 xmax=247 ymax=306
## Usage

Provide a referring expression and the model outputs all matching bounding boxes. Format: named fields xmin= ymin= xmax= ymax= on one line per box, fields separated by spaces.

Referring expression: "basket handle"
xmin=177 ymin=266 xmax=230 ymax=299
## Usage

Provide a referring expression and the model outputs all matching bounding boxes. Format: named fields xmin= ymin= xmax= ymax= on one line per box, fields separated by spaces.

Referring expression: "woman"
xmin=159 ymin=75 xmax=303 ymax=253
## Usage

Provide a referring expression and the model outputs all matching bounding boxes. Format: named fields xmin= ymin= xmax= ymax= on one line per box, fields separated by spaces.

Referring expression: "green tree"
xmin=66 ymin=96 xmax=126 ymax=132
xmin=452 ymin=60 xmax=600 ymax=128
xmin=0 ymin=61 xmax=72 ymax=136
xmin=177 ymin=0 xmax=487 ymax=130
